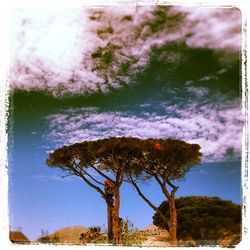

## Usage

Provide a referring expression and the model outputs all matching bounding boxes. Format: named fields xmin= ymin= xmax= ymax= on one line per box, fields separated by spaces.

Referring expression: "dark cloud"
xmin=10 ymin=6 xmax=241 ymax=96
xmin=9 ymin=6 xmax=242 ymax=164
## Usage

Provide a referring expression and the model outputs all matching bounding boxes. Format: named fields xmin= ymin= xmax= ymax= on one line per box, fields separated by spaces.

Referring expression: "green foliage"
xmin=153 ymin=196 xmax=241 ymax=243
xmin=121 ymin=218 xmax=148 ymax=246
xmin=85 ymin=233 xmax=108 ymax=244
xmin=125 ymin=137 xmax=202 ymax=180
xmin=46 ymin=137 xmax=201 ymax=181
xmin=47 ymin=137 xmax=139 ymax=175
xmin=78 ymin=219 xmax=147 ymax=245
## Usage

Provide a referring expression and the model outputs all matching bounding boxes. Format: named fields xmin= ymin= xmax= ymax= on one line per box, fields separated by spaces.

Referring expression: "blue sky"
xmin=9 ymin=134 xmax=241 ymax=240
xmin=8 ymin=5 xmax=242 ymax=241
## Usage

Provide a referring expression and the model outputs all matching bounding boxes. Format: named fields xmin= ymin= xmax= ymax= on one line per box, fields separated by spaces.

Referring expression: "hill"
xmin=37 ymin=225 xmax=88 ymax=244
xmin=9 ymin=231 xmax=29 ymax=243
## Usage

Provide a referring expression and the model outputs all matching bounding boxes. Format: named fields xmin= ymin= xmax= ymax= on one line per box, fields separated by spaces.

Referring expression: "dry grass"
xmin=37 ymin=226 xmax=88 ymax=244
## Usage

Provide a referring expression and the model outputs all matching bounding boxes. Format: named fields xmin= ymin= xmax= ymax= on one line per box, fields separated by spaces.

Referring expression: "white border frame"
xmin=0 ymin=0 xmax=248 ymax=249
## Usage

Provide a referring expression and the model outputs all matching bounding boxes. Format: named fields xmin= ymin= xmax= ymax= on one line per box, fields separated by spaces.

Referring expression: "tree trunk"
xmin=168 ymin=196 xmax=178 ymax=246
xmin=112 ymin=189 xmax=122 ymax=245
xmin=106 ymin=200 xmax=114 ymax=243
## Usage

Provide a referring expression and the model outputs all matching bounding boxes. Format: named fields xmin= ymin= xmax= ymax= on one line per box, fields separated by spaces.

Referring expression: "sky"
xmin=6 ymin=4 xmax=243 ymax=241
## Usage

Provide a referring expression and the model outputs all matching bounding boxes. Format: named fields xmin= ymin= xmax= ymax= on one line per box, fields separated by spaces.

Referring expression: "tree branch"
xmin=81 ymin=169 xmax=105 ymax=186
xmin=128 ymin=174 xmax=170 ymax=227
xmin=116 ymin=160 xmax=126 ymax=187
xmin=118 ymin=170 xmax=125 ymax=188
xmin=155 ymin=175 xmax=170 ymax=199
xmin=166 ymin=179 xmax=179 ymax=197
xmin=128 ymin=173 xmax=157 ymax=211
xmin=115 ymin=171 xmax=121 ymax=187
xmin=70 ymin=165 xmax=106 ymax=199
xmin=154 ymin=175 xmax=163 ymax=186
xmin=92 ymin=165 xmax=114 ymax=183
xmin=166 ymin=179 xmax=178 ymax=191
xmin=111 ymin=148 xmax=119 ymax=171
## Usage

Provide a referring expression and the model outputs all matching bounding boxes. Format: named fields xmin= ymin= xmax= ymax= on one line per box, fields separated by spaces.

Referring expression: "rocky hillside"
xmin=141 ymin=224 xmax=171 ymax=247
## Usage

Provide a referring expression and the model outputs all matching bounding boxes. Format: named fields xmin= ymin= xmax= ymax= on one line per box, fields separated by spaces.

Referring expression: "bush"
xmin=121 ymin=218 xmax=148 ymax=246
xmin=153 ymin=196 xmax=241 ymax=244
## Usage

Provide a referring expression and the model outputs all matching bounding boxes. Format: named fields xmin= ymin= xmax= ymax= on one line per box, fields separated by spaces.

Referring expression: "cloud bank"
xmin=10 ymin=6 xmax=241 ymax=96
xmin=11 ymin=5 xmax=242 ymax=163
xmin=45 ymin=99 xmax=242 ymax=162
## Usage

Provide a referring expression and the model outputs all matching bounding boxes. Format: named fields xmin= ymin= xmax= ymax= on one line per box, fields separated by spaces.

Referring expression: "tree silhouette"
xmin=46 ymin=137 xmax=143 ymax=244
xmin=126 ymin=138 xmax=202 ymax=245
xmin=153 ymin=196 xmax=241 ymax=245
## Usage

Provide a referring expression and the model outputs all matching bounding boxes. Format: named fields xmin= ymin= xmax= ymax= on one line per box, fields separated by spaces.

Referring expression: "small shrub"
xmin=121 ymin=218 xmax=148 ymax=246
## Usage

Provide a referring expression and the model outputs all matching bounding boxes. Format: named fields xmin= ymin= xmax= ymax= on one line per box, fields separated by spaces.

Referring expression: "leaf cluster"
xmin=125 ymin=138 xmax=201 ymax=180
xmin=47 ymin=137 xmax=201 ymax=180
xmin=47 ymin=137 xmax=142 ymax=175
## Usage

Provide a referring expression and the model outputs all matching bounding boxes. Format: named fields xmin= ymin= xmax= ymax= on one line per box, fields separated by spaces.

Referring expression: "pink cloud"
xmin=10 ymin=6 xmax=241 ymax=96
xmin=45 ymin=101 xmax=242 ymax=163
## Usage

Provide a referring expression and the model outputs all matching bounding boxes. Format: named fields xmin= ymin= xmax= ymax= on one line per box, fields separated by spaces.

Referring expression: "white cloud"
xmin=44 ymin=99 xmax=242 ymax=163
xmin=181 ymin=6 xmax=241 ymax=51
xmin=9 ymin=6 xmax=241 ymax=96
